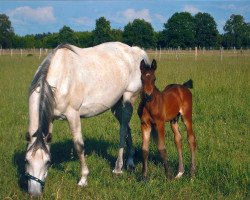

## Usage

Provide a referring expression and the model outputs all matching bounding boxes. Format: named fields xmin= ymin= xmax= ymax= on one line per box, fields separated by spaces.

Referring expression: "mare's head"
xmin=25 ymin=132 xmax=52 ymax=196
xmin=140 ymin=59 xmax=157 ymax=101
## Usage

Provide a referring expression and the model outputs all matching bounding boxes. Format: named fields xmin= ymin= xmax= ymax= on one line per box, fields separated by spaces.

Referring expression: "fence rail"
xmin=0 ymin=48 xmax=249 ymax=61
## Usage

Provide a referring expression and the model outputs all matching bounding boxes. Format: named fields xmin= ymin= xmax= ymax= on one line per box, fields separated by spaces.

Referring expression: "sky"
xmin=1 ymin=0 xmax=250 ymax=36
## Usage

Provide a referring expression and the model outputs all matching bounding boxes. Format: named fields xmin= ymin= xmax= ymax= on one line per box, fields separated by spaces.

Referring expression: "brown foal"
xmin=138 ymin=59 xmax=196 ymax=180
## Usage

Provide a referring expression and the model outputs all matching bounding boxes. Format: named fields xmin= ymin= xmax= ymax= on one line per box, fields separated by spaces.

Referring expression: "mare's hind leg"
xmin=170 ymin=119 xmax=184 ymax=179
xmin=111 ymin=93 xmax=135 ymax=174
xmin=182 ymin=111 xmax=196 ymax=177
xmin=66 ymin=109 xmax=89 ymax=186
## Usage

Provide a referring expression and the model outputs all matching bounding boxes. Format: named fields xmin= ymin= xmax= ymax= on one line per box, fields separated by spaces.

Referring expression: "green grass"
xmin=0 ymin=52 xmax=249 ymax=199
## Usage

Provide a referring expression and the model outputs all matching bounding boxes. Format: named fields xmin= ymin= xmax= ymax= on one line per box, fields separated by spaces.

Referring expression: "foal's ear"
xmin=151 ymin=59 xmax=157 ymax=70
xmin=140 ymin=59 xmax=146 ymax=71
xmin=45 ymin=133 xmax=52 ymax=143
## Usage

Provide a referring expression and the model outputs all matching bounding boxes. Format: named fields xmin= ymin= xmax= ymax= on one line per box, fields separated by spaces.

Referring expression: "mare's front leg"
xmin=155 ymin=121 xmax=173 ymax=179
xmin=111 ymin=99 xmax=134 ymax=174
xmin=66 ymin=109 xmax=89 ymax=186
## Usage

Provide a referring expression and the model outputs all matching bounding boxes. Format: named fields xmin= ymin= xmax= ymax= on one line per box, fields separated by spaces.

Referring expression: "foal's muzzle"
xmin=144 ymin=93 xmax=152 ymax=102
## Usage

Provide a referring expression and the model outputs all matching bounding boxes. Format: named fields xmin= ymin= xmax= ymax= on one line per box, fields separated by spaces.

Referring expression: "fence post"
xmin=39 ymin=48 xmax=42 ymax=60
xmin=159 ymin=46 xmax=161 ymax=61
xmin=155 ymin=48 xmax=158 ymax=59
xmin=195 ymin=47 xmax=198 ymax=61
xmin=11 ymin=49 xmax=13 ymax=57
xmin=220 ymin=46 xmax=223 ymax=61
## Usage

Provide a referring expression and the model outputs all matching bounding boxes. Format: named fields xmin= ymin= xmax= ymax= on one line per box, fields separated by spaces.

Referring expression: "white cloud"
xmin=183 ymin=5 xmax=201 ymax=14
xmin=71 ymin=17 xmax=94 ymax=26
xmin=154 ymin=14 xmax=167 ymax=23
xmin=7 ymin=6 xmax=56 ymax=24
xmin=117 ymin=8 xmax=151 ymax=23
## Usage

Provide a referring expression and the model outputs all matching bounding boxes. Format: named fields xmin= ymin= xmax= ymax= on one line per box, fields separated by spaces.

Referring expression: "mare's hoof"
xmin=78 ymin=177 xmax=88 ymax=187
xmin=126 ymin=158 xmax=135 ymax=172
xmin=127 ymin=164 xmax=135 ymax=172
xmin=112 ymin=169 xmax=123 ymax=175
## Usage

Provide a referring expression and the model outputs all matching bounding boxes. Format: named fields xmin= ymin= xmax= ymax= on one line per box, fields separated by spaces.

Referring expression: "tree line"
xmin=0 ymin=12 xmax=249 ymax=49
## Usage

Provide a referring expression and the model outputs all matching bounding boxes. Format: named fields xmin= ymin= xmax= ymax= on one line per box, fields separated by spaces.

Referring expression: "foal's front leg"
xmin=141 ymin=122 xmax=151 ymax=180
xmin=67 ymin=109 xmax=89 ymax=186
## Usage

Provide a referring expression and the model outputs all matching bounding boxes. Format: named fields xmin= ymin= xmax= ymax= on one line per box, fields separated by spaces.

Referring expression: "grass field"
xmin=0 ymin=51 xmax=249 ymax=199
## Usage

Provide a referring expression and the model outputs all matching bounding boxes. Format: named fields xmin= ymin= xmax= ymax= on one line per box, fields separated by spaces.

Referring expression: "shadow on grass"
xmin=13 ymin=136 xmax=183 ymax=193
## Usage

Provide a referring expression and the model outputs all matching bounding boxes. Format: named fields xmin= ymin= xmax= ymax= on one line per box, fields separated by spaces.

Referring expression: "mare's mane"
xmin=29 ymin=44 xmax=76 ymax=153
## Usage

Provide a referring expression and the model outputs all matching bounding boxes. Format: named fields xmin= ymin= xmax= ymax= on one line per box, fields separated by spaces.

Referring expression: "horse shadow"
xmin=13 ymin=136 xmax=182 ymax=192
xmin=13 ymin=137 xmax=126 ymax=192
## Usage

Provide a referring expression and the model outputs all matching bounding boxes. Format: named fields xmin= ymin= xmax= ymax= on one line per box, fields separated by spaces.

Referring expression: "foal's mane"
xmin=29 ymin=44 xmax=76 ymax=153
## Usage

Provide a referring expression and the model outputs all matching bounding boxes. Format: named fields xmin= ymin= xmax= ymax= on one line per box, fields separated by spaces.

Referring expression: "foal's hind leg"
xmin=182 ymin=111 xmax=196 ymax=177
xmin=155 ymin=121 xmax=173 ymax=179
xmin=170 ymin=120 xmax=184 ymax=179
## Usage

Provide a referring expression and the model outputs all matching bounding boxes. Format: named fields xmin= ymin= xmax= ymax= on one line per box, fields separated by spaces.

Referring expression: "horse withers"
xmin=25 ymin=42 xmax=149 ymax=196
xmin=138 ymin=59 xmax=196 ymax=181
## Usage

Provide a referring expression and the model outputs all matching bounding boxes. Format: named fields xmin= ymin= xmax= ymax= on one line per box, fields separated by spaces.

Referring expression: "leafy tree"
xmin=123 ymin=19 xmax=156 ymax=48
xmin=43 ymin=33 xmax=59 ymax=48
xmin=58 ymin=25 xmax=78 ymax=45
xmin=92 ymin=17 xmax=112 ymax=45
xmin=223 ymin=14 xmax=250 ymax=48
xmin=75 ymin=31 xmax=92 ymax=47
xmin=0 ymin=14 xmax=14 ymax=48
xmin=162 ymin=12 xmax=195 ymax=48
xmin=194 ymin=12 xmax=219 ymax=48
xmin=111 ymin=29 xmax=123 ymax=42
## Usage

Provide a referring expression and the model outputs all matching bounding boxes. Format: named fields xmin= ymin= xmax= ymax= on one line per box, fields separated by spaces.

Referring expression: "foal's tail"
xmin=183 ymin=79 xmax=193 ymax=89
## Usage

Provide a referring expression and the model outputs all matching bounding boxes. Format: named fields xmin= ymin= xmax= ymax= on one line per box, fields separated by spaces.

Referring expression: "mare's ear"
xmin=45 ymin=133 xmax=52 ymax=143
xmin=140 ymin=59 xmax=146 ymax=71
xmin=26 ymin=132 xmax=31 ymax=142
xmin=151 ymin=59 xmax=157 ymax=70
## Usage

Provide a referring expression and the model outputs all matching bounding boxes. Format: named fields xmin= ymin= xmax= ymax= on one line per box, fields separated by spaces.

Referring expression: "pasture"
xmin=0 ymin=51 xmax=249 ymax=199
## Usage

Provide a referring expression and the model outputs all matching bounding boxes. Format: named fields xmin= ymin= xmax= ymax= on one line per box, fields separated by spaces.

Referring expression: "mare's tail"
xmin=183 ymin=79 xmax=193 ymax=89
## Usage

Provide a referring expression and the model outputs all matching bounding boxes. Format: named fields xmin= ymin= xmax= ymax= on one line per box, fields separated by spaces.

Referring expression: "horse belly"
xmin=79 ymin=85 xmax=125 ymax=117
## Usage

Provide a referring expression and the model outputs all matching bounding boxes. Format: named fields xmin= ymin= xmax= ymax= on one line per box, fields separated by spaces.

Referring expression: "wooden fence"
xmin=0 ymin=47 xmax=249 ymax=61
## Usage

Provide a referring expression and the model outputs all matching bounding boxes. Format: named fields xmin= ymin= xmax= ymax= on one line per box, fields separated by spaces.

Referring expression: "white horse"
xmin=25 ymin=42 xmax=149 ymax=196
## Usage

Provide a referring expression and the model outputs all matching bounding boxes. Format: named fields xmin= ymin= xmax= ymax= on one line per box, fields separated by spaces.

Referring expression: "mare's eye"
xmin=25 ymin=159 xmax=29 ymax=165
xmin=46 ymin=160 xmax=51 ymax=166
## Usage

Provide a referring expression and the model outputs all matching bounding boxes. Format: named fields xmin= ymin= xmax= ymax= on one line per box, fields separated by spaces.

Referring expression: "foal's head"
xmin=25 ymin=132 xmax=52 ymax=196
xmin=140 ymin=59 xmax=157 ymax=101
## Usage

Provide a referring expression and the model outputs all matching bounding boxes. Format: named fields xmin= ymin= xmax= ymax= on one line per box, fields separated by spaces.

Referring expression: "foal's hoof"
xmin=175 ymin=171 xmax=184 ymax=179
xmin=140 ymin=176 xmax=147 ymax=183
